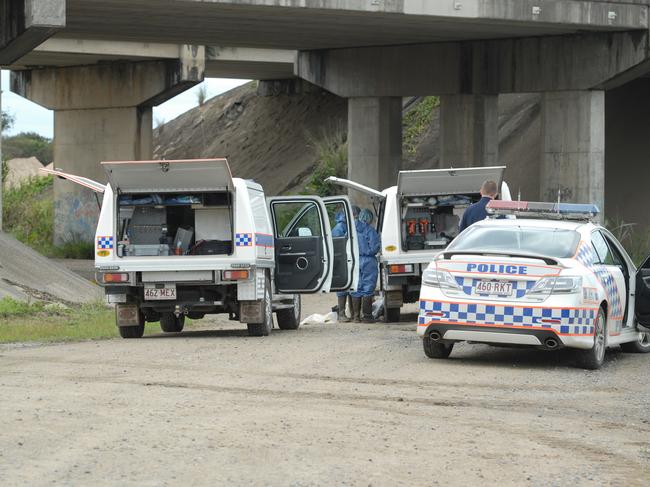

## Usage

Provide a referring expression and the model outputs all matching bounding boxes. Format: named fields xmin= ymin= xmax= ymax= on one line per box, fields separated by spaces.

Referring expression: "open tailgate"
xmin=397 ymin=166 xmax=506 ymax=197
xmin=102 ymin=158 xmax=233 ymax=193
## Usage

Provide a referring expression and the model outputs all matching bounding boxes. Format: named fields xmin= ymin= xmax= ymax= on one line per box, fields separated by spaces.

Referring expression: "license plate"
xmin=475 ymin=280 xmax=513 ymax=296
xmin=144 ymin=285 xmax=177 ymax=301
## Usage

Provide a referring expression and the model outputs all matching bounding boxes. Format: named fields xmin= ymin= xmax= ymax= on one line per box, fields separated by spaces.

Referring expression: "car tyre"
xmin=118 ymin=309 xmax=145 ymax=339
xmin=576 ymin=307 xmax=607 ymax=370
xmin=247 ymin=273 xmax=273 ymax=337
xmin=620 ymin=332 xmax=650 ymax=353
xmin=276 ymin=294 xmax=301 ymax=330
xmin=383 ymin=306 xmax=401 ymax=324
xmin=423 ymin=333 xmax=454 ymax=359
xmin=160 ymin=313 xmax=185 ymax=333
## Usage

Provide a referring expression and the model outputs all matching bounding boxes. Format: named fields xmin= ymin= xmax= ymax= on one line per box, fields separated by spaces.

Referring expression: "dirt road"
xmin=1 ymin=295 xmax=649 ymax=486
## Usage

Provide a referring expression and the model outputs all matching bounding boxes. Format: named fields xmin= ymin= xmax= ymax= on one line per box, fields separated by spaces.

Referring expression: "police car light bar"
xmin=486 ymin=201 xmax=600 ymax=221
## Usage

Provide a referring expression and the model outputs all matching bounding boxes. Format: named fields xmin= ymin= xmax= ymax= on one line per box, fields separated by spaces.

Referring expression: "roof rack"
xmin=486 ymin=201 xmax=599 ymax=222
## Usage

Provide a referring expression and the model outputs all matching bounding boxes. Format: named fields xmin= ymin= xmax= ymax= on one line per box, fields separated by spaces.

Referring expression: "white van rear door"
xmin=324 ymin=177 xmax=385 ymax=201
xmin=397 ymin=166 xmax=506 ymax=197
xmin=323 ymin=196 xmax=360 ymax=293
xmin=102 ymin=159 xmax=233 ymax=193
xmin=40 ymin=167 xmax=106 ymax=193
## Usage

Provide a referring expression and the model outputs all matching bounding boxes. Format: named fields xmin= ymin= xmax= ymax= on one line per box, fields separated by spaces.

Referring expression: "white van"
xmin=328 ymin=166 xmax=508 ymax=322
xmin=45 ymin=159 xmax=359 ymax=338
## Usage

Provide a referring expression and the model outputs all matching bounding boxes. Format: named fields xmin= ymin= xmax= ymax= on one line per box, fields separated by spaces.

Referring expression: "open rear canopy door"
xmin=397 ymin=166 xmax=506 ymax=197
xmin=325 ymin=177 xmax=385 ymax=201
xmin=102 ymin=159 xmax=233 ymax=194
xmin=40 ymin=167 xmax=106 ymax=193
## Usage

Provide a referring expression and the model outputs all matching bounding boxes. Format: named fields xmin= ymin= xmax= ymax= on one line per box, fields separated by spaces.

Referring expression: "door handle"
xmin=281 ymin=245 xmax=293 ymax=251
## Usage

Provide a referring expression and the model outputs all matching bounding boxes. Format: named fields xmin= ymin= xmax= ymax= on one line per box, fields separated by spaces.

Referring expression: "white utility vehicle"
xmin=417 ymin=200 xmax=650 ymax=369
xmin=44 ymin=159 xmax=359 ymax=338
xmin=328 ymin=166 xmax=508 ymax=322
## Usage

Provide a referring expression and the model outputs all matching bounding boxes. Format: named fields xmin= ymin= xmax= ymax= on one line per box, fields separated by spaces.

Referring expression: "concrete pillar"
xmin=541 ymin=91 xmax=605 ymax=215
xmin=11 ymin=53 xmax=204 ymax=244
xmin=347 ymin=97 xmax=402 ymax=206
xmin=605 ymin=79 xmax=650 ymax=233
xmin=440 ymin=94 xmax=498 ymax=167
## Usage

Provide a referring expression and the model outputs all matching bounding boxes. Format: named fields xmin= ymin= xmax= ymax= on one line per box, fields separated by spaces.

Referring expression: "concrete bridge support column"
xmin=440 ymin=94 xmax=499 ymax=167
xmin=347 ymin=97 xmax=402 ymax=206
xmin=11 ymin=52 xmax=204 ymax=244
xmin=605 ymin=79 xmax=650 ymax=232
xmin=541 ymin=91 xmax=605 ymax=215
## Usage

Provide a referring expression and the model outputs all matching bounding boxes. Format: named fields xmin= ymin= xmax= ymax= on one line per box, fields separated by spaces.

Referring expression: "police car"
xmin=417 ymin=201 xmax=650 ymax=369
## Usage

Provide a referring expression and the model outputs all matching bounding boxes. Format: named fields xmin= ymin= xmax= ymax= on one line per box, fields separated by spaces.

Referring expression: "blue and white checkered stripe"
xmin=235 ymin=233 xmax=253 ymax=247
xmin=454 ymin=277 xmax=535 ymax=299
xmin=97 ymin=236 xmax=113 ymax=250
xmin=575 ymin=243 xmax=623 ymax=318
xmin=418 ymin=300 xmax=596 ymax=335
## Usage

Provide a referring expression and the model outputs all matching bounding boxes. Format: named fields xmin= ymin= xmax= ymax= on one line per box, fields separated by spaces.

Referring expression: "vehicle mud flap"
xmin=116 ymin=304 xmax=141 ymax=327
xmin=240 ymin=300 xmax=265 ymax=324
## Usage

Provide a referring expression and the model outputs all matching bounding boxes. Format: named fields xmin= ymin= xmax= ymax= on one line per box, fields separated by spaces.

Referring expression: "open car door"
xmin=40 ymin=167 xmax=106 ymax=193
xmin=323 ymin=196 xmax=359 ymax=293
xmin=268 ymin=196 xmax=334 ymax=294
xmin=636 ymin=255 xmax=650 ymax=331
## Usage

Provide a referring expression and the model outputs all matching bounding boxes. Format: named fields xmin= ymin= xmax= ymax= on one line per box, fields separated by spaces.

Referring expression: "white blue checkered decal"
xmin=454 ymin=277 xmax=535 ymax=299
xmin=97 ymin=236 xmax=113 ymax=250
xmin=235 ymin=233 xmax=253 ymax=247
xmin=575 ymin=243 xmax=623 ymax=319
xmin=418 ymin=300 xmax=597 ymax=336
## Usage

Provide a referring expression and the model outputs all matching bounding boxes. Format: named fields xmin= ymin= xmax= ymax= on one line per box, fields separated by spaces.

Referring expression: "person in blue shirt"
xmin=350 ymin=208 xmax=381 ymax=323
xmin=332 ymin=211 xmax=353 ymax=322
xmin=459 ymin=180 xmax=498 ymax=233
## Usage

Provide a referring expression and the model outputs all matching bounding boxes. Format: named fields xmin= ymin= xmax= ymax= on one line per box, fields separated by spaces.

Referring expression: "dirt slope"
xmin=154 ymin=84 xmax=541 ymax=198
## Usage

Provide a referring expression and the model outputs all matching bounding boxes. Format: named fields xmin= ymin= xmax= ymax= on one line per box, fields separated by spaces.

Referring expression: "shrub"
xmin=303 ymin=123 xmax=348 ymax=198
xmin=403 ymin=96 xmax=439 ymax=156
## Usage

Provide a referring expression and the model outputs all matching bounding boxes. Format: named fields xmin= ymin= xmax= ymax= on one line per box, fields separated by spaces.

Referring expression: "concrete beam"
xmin=205 ymin=46 xmax=295 ymax=80
xmin=10 ymin=48 xmax=205 ymax=110
xmin=540 ymin=90 xmax=605 ymax=215
xmin=440 ymin=95 xmax=499 ymax=166
xmin=0 ymin=0 xmax=65 ymax=64
xmin=296 ymin=31 xmax=648 ymax=96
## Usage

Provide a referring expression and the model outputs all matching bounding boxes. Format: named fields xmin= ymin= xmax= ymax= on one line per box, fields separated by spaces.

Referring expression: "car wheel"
xmin=247 ymin=273 xmax=273 ymax=337
xmin=160 ymin=313 xmax=185 ymax=333
xmin=276 ymin=294 xmax=301 ymax=330
xmin=423 ymin=331 xmax=454 ymax=359
xmin=576 ymin=307 xmax=607 ymax=370
xmin=383 ymin=307 xmax=401 ymax=323
xmin=620 ymin=332 xmax=650 ymax=354
xmin=117 ymin=308 xmax=145 ymax=339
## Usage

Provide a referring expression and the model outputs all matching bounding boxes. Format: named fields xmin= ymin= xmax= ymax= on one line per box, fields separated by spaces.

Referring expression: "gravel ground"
xmin=1 ymin=294 xmax=649 ymax=486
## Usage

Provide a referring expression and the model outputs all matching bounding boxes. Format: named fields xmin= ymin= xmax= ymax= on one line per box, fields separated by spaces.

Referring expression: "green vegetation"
xmin=403 ymin=96 xmax=439 ymax=156
xmin=3 ymin=176 xmax=54 ymax=252
xmin=1 ymin=110 xmax=14 ymax=133
xmin=303 ymin=124 xmax=348 ymax=198
xmin=608 ymin=219 xmax=650 ymax=267
xmin=2 ymin=176 xmax=94 ymax=258
xmin=0 ymin=298 xmax=117 ymax=343
xmin=2 ymin=132 xmax=53 ymax=163
xmin=0 ymin=297 xmax=197 ymax=344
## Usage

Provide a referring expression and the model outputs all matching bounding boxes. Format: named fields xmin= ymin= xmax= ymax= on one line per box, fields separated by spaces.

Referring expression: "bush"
xmin=2 ymin=176 xmax=54 ymax=254
xmin=607 ymin=219 xmax=650 ymax=267
xmin=303 ymin=124 xmax=348 ymax=198
xmin=403 ymin=96 xmax=439 ymax=156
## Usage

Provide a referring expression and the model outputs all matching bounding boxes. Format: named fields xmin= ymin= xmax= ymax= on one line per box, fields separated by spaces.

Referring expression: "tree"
xmin=1 ymin=110 xmax=14 ymax=133
xmin=2 ymin=132 xmax=53 ymax=163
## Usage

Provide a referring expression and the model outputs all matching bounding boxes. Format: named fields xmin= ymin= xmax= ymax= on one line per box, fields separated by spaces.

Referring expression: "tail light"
xmin=388 ymin=264 xmax=414 ymax=274
xmin=101 ymin=273 xmax=130 ymax=284
xmin=223 ymin=270 xmax=250 ymax=281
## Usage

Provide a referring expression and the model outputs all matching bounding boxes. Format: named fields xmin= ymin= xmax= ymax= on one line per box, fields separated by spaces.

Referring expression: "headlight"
xmin=527 ymin=276 xmax=582 ymax=296
xmin=422 ymin=269 xmax=461 ymax=290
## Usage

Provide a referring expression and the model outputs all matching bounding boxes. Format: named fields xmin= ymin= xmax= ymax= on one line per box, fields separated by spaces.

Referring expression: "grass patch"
xmin=0 ymin=298 xmax=163 ymax=344
xmin=303 ymin=123 xmax=348 ymax=198
xmin=607 ymin=219 xmax=650 ymax=267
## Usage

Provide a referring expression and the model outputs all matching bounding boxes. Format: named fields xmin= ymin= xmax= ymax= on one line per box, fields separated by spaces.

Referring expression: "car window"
xmin=591 ymin=231 xmax=615 ymax=265
xmin=602 ymin=233 xmax=626 ymax=268
xmin=447 ymin=226 xmax=580 ymax=258
xmin=274 ymin=202 xmax=323 ymax=238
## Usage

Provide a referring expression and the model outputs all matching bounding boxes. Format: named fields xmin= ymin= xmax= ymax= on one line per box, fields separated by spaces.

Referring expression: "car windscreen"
xmin=448 ymin=225 xmax=581 ymax=259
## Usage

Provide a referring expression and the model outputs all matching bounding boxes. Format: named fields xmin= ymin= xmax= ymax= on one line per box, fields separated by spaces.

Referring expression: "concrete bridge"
xmin=2 ymin=0 xmax=650 ymax=242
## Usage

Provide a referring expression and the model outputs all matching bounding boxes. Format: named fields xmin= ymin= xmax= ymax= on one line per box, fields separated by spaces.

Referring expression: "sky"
xmin=0 ymin=70 xmax=248 ymax=138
